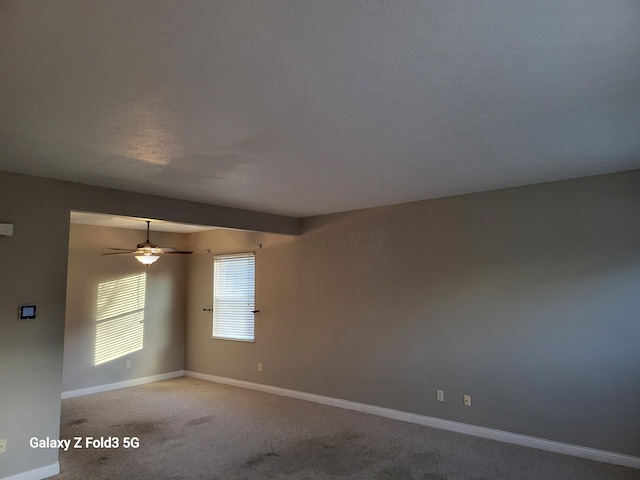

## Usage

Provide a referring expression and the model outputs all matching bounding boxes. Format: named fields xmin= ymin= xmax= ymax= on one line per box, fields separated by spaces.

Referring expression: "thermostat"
xmin=19 ymin=305 xmax=37 ymax=320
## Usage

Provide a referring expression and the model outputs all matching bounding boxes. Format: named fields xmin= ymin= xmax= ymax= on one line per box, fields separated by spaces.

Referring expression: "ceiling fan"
xmin=102 ymin=220 xmax=193 ymax=265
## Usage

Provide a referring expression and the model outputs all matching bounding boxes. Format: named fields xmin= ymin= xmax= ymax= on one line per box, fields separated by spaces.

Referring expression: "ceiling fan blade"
xmin=159 ymin=246 xmax=194 ymax=253
xmin=102 ymin=221 xmax=193 ymax=260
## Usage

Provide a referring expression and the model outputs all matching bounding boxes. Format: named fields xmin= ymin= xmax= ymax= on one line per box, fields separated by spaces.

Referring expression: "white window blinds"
xmin=213 ymin=253 xmax=255 ymax=342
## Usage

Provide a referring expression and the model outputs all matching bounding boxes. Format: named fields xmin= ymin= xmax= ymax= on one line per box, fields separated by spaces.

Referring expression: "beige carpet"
xmin=57 ymin=377 xmax=640 ymax=479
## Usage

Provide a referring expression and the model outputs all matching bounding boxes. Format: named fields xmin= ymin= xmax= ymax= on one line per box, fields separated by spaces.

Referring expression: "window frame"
xmin=211 ymin=252 xmax=256 ymax=343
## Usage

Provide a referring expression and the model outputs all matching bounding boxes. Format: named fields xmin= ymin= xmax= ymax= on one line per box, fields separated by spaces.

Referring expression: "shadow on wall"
xmin=94 ymin=272 xmax=146 ymax=365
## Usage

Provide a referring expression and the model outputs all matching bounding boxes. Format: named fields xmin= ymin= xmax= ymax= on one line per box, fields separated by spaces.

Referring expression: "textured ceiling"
xmin=1 ymin=1 xmax=639 ymax=217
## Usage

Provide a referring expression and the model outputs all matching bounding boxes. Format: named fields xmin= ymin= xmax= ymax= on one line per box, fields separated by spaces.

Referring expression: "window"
xmin=213 ymin=253 xmax=256 ymax=342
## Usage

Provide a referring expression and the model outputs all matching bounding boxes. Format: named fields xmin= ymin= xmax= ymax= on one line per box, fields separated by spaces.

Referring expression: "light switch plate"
xmin=0 ymin=224 xmax=14 ymax=237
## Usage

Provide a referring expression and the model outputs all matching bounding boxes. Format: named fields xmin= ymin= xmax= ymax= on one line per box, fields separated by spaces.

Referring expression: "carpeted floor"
xmin=57 ymin=377 xmax=640 ymax=479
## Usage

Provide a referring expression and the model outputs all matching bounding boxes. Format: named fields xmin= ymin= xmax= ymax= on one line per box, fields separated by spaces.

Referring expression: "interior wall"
xmin=0 ymin=170 xmax=298 ymax=479
xmin=185 ymin=170 xmax=640 ymax=457
xmin=0 ymin=178 xmax=70 ymax=478
xmin=63 ymin=224 xmax=188 ymax=392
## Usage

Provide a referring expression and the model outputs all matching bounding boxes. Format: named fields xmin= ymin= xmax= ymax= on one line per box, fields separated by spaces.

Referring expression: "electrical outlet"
xmin=125 ymin=361 xmax=131 ymax=369
xmin=0 ymin=438 xmax=7 ymax=454
xmin=463 ymin=395 xmax=471 ymax=406
xmin=257 ymin=363 xmax=263 ymax=372
xmin=436 ymin=390 xmax=444 ymax=402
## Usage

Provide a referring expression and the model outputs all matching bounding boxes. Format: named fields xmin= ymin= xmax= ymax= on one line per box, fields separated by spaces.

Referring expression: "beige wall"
xmin=0 ymin=178 xmax=70 ymax=477
xmin=185 ymin=170 xmax=640 ymax=457
xmin=63 ymin=224 xmax=188 ymax=392
xmin=2 ymin=168 xmax=640 ymax=478
xmin=0 ymin=170 xmax=297 ymax=479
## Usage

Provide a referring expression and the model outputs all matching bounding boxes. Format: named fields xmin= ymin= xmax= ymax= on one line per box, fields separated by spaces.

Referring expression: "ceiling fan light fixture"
xmin=102 ymin=220 xmax=193 ymax=265
xmin=136 ymin=254 xmax=160 ymax=265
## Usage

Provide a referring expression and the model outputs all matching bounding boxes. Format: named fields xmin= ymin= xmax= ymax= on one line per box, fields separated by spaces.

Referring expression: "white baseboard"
xmin=2 ymin=462 xmax=59 ymax=480
xmin=61 ymin=370 xmax=184 ymax=399
xmin=183 ymin=370 xmax=640 ymax=470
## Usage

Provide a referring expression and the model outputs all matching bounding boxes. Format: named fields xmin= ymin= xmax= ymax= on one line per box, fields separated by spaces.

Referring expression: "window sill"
xmin=211 ymin=336 xmax=255 ymax=343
